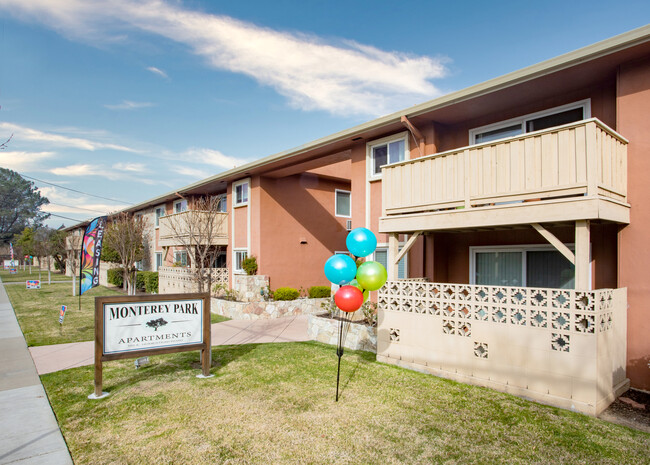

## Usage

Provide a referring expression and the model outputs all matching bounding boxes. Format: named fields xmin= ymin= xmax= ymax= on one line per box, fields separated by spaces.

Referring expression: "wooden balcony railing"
xmin=158 ymin=210 xmax=228 ymax=247
xmin=382 ymin=119 xmax=627 ymax=217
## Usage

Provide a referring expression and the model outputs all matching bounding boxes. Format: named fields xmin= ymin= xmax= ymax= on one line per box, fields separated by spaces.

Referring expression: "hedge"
xmin=107 ymin=268 xmax=124 ymax=287
xmin=140 ymin=271 xmax=159 ymax=293
xmin=308 ymin=286 xmax=331 ymax=298
xmin=273 ymin=287 xmax=300 ymax=301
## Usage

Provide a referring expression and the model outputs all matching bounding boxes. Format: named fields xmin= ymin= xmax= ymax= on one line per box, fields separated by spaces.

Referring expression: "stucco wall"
xmin=617 ymin=55 xmax=650 ymax=391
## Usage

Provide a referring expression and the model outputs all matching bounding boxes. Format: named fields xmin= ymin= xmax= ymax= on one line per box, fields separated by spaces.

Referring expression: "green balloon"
xmin=363 ymin=289 xmax=369 ymax=302
xmin=356 ymin=261 xmax=387 ymax=291
xmin=350 ymin=279 xmax=364 ymax=293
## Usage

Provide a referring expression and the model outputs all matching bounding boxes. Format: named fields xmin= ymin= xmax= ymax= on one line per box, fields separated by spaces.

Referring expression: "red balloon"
xmin=334 ymin=285 xmax=364 ymax=313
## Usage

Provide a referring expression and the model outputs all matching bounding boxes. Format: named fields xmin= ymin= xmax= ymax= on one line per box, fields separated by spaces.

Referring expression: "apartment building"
xmin=65 ymin=26 xmax=650 ymax=411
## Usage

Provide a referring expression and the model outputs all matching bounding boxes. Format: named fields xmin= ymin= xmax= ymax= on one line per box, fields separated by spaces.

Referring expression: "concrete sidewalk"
xmin=0 ymin=283 xmax=73 ymax=465
xmin=29 ymin=315 xmax=311 ymax=375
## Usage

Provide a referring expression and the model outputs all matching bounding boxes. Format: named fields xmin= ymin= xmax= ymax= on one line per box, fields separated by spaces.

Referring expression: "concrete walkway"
xmin=0 ymin=284 xmax=73 ymax=464
xmin=29 ymin=315 xmax=311 ymax=375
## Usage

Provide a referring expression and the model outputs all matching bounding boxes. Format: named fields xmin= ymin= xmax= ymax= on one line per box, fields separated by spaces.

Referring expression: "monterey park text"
xmin=108 ymin=302 xmax=200 ymax=320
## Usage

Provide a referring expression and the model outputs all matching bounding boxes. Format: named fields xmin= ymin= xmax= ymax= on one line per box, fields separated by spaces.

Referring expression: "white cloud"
xmin=181 ymin=147 xmax=245 ymax=170
xmin=174 ymin=166 xmax=208 ymax=179
xmin=0 ymin=122 xmax=140 ymax=152
xmin=104 ymin=100 xmax=154 ymax=110
xmin=50 ymin=163 xmax=160 ymax=185
xmin=146 ymin=66 xmax=168 ymax=79
xmin=112 ymin=162 xmax=146 ymax=172
xmin=0 ymin=0 xmax=448 ymax=116
xmin=0 ymin=151 xmax=55 ymax=171
xmin=38 ymin=186 xmax=121 ymax=215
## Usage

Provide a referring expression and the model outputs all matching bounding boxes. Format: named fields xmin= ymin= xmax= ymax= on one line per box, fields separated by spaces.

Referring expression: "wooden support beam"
xmin=401 ymin=116 xmax=426 ymax=156
xmin=531 ymin=223 xmax=575 ymax=264
xmin=394 ymin=231 xmax=422 ymax=265
xmin=388 ymin=234 xmax=399 ymax=281
xmin=575 ymin=220 xmax=591 ymax=289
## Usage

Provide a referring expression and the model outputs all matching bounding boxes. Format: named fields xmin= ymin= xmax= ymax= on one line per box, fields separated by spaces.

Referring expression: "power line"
xmin=47 ymin=212 xmax=91 ymax=222
xmin=48 ymin=202 xmax=110 ymax=214
xmin=20 ymin=173 xmax=132 ymax=205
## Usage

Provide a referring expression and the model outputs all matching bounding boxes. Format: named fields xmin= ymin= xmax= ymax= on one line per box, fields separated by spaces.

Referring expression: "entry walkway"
xmin=0 ymin=283 xmax=73 ymax=464
xmin=29 ymin=315 xmax=311 ymax=375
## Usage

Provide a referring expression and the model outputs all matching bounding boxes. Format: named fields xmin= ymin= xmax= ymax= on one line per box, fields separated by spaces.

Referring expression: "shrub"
xmin=139 ymin=271 xmax=158 ymax=293
xmin=107 ymin=268 xmax=124 ymax=287
xmin=309 ymin=286 xmax=331 ymax=298
xmin=135 ymin=271 xmax=147 ymax=290
xmin=273 ymin=287 xmax=299 ymax=301
xmin=320 ymin=297 xmax=337 ymax=318
xmin=241 ymin=256 xmax=258 ymax=275
xmin=212 ymin=283 xmax=241 ymax=301
xmin=361 ymin=301 xmax=378 ymax=327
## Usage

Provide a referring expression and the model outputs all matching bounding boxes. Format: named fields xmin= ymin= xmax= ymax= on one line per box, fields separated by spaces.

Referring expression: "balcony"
xmin=380 ymin=119 xmax=629 ymax=233
xmin=158 ymin=210 xmax=228 ymax=248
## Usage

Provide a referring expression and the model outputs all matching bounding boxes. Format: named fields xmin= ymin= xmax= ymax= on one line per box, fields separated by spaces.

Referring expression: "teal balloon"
xmin=346 ymin=227 xmax=377 ymax=258
xmin=356 ymin=261 xmax=387 ymax=291
xmin=324 ymin=254 xmax=357 ymax=286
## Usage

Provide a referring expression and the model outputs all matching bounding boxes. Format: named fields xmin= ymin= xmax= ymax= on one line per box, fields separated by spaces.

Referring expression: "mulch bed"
xmin=599 ymin=389 xmax=650 ymax=433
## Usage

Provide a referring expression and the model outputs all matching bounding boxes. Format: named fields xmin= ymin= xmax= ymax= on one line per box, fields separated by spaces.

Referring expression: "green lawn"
xmin=0 ymin=267 xmax=71 ymax=283
xmin=41 ymin=342 xmax=649 ymax=465
xmin=4 ymin=281 xmax=228 ymax=346
xmin=5 ymin=282 xmax=123 ymax=346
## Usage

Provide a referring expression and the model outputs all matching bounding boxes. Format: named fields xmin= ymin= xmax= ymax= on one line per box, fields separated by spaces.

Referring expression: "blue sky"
xmin=0 ymin=0 xmax=648 ymax=228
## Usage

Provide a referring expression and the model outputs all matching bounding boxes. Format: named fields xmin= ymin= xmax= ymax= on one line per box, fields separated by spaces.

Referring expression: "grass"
xmin=0 ymin=267 xmax=71 ymax=283
xmin=4 ymin=282 xmax=123 ymax=346
xmin=4 ymin=281 xmax=229 ymax=346
xmin=41 ymin=342 xmax=649 ymax=465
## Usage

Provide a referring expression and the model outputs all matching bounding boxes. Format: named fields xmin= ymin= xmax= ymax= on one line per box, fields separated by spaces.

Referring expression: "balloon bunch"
xmin=323 ymin=228 xmax=387 ymax=402
xmin=324 ymin=227 xmax=388 ymax=312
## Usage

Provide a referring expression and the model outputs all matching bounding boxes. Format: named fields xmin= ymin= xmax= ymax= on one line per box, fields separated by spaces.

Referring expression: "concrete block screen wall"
xmin=377 ymin=281 xmax=628 ymax=415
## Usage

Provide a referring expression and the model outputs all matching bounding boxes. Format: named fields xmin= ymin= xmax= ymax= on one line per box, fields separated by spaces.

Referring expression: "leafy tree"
xmin=15 ymin=227 xmax=36 ymax=257
xmin=100 ymin=243 xmax=121 ymax=263
xmin=0 ymin=168 xmax=49 ymax=245
xmin=48 ymin=229 xmax=68 ymax=273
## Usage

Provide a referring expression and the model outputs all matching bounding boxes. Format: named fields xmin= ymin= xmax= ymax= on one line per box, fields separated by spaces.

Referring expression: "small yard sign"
xmin=9 ymin=268 xmax=17 ymax=274
xmin=59 ymin=305 xmax=67 ymax=324
xmin=91 ymin=293 xmax=212 ymax=399
xmin=26 ymin=280 xmax=41 ymax=289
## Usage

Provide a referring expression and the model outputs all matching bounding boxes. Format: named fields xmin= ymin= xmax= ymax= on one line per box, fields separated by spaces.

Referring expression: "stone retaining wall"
xmin=308 ymin=314 xmax=377 ymax=352
xmin=211 ymin=297 xmax=326 ymax=320
xmin=234 ymin=275 xmax=269 ymax=302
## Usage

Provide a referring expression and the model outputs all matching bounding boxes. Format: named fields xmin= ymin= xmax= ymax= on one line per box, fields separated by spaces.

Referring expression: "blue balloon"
xmin=324 ymin=254 xmax=357 ymax=285
xmin=346 ymin=227 xmax=377 ymax=258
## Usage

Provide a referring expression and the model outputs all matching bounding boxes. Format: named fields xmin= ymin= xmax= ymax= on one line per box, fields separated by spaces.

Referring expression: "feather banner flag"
xmin=79 ymin=216 xmax=107 ymax=296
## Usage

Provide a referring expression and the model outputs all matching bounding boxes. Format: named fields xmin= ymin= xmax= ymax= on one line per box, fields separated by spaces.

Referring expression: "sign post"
xmin=90 ymin=293 xmax=212 ymax=399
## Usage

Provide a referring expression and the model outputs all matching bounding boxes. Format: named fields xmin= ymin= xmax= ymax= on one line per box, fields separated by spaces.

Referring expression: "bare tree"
xmin=164 ymin=196 xmax=228 ymax=293
xmin=104 ymin=212 xmax=148 ymax=295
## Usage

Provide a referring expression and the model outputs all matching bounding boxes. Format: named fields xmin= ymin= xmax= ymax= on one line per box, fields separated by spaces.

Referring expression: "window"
xmin=374 ymin=247 xmax=407 ymax=279
xmin=335 ymin=190 xmax=351 ymax=217
xmin=135 ymin=260 xmax=144 ymax=271
xmin=233 ymin=180 xmax=249 ymax=207
xmin=368 ymin=132 xmax=408 ymax=178
xmin=234 ymin=250 xmax=248 ymax=273
xmin=174 ymin=250 xmax=188 ymax=267
xmin=212 ymin=250 xmax=227 ymax=268
xmin=469 ymin=100 xmax=590 ymax=145
xmin=155 ymin=206 xmax=165 ymax=227
xmin=174 ymin=199 xmax=188 ymax=214
xmin=215 ymin=195 xmax=227 ymax=213
xmin=155 ymin=252 xmax=163 ymax=271
xmin=471 ymin=246 xmax=577 ymax=289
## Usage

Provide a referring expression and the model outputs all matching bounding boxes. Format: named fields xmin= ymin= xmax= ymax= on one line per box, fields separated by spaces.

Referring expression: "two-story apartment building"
xmin=65 ymin=26 xmax=650 ymax=412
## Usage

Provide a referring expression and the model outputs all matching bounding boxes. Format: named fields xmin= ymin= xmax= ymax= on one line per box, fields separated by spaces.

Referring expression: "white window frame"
xmin=154 ymin=206 xmax=165 ymax=228
xmin=173 ymin=199 xmax=188 ymax=214
xmin=469 ymin=99 xmax=591 ymax=145
xmin=215 ymin=194 xmax=227 ymax=213
xmin=469 ymin=244 xmax=590 ymax=289
xmin=174 ymin=250 xmax=188 ymax=267
xmin=374 ymin=244 xmax=408 ymax=280
xmin=155 ymin=252 xmax=163 ymax=271
xmin=233 ymin=179 xmax=249 ymax=207
xmin=366 ymin=131 xmax=410 ymax=181
xmin=335 ymin=189 xmax=351 ymax=218
xmin=233 ymin=249 xmax=248 ymax=274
